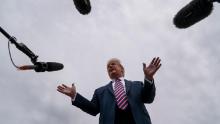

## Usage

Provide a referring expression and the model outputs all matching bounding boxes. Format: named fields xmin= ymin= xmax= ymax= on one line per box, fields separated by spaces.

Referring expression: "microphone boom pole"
xmin=0 ymin=26 xmax=38 ymax=63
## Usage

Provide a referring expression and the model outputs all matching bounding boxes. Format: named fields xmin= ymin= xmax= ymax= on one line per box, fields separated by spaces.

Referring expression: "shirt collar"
xmin=111 ymin=77 xmax=124 ymax=82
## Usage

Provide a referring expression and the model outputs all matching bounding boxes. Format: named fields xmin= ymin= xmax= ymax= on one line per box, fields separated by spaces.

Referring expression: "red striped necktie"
xmin=114 ymin=79 xmax=128 ymax=110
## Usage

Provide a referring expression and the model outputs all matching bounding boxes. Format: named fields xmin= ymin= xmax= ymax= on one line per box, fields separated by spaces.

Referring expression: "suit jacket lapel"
xmin=107 ymin=81 xmax=114 ymax=96
xmin=125 ymin=79 xmax=131 ymax=95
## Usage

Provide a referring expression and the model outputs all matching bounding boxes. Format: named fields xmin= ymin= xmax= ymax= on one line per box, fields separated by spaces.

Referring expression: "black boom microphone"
xmin=0 ymin=26 xmax=64 ymax=73
xmin=18 ymin=62 xmax=64 ymax=72
xmin=173 ymin=0 xmax=219 ymax=29
xmin=73 ymin=0 xmax=91 ymax=15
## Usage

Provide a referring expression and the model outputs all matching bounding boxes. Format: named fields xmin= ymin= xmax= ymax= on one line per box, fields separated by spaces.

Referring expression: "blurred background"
xmin=0 ymin=0 xmax=220 ymax=124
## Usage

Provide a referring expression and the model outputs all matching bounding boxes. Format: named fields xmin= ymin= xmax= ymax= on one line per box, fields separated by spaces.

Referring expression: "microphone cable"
xmin=7 ymin=37 xmax=19 ymax=69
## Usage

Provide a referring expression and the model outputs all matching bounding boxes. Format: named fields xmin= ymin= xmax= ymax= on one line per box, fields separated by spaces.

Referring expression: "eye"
xmin=111 ymin=63 xmax=116 ymax=65
xmin=107 ymin=65 xmax=111 ymax=68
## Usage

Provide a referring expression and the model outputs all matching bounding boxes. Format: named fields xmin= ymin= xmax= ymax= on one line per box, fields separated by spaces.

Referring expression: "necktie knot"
xmin=115 ymin=78 xmax=121 ymax=82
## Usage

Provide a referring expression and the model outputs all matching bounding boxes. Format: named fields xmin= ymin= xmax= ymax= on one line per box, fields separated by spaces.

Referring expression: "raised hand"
xmin=57 ymin=83 xmax=76 ymax=98
xmin=143 ymin=57 xmax=162 ymax=80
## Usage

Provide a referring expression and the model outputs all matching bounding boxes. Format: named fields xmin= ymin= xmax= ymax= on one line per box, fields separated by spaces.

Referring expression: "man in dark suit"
xmin=57 ymin=57 xmax=161 ymax=124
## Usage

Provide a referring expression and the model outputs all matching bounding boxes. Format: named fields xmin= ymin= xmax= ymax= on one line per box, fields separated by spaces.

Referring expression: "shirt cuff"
xmin=71 ymin=93 xmax=77 ymax=102
xmin=144 ymin=78 xmax=154 ymax=84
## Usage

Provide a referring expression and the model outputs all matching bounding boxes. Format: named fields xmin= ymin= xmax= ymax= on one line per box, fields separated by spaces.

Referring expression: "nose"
xmin=108 ymin=65 xmax=114 ymax=71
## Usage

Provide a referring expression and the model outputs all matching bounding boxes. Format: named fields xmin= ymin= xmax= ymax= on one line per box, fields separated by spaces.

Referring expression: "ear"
xmin=120 ymin=64 xmax=125 ymax=75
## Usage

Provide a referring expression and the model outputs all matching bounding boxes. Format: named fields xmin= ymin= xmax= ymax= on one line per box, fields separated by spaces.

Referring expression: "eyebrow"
xmin=107 ymin=61 xmax=118 ymax=66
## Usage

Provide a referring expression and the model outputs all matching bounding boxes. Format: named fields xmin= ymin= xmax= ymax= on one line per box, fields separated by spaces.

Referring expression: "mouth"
xmin=109 ymin=68 xmax=116 ymax=74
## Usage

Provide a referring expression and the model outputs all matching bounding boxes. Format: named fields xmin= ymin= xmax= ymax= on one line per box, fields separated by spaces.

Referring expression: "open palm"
xmin=57 ymin=84 xmax=76 ymax=98
xmin=143 ymin=57 xmax=161 ymax=80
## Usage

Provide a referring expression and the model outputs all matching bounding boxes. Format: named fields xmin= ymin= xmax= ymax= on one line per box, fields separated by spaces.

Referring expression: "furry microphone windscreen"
xmin=173 ymin=0 xmax=213 ymax=29
xmin=73 ymin=0 xmax=91 ymax=15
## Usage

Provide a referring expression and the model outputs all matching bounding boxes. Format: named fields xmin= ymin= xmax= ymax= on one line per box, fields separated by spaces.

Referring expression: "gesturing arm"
xmin=57 ymin=83 xmax=99 ymax=116
xmin=141 ymin=79 xmax=156 ymax=103
xmin=72 ymin=91 xmax=100 ymax=116
xmin=141 ymin=57 xmax=161 ymax=103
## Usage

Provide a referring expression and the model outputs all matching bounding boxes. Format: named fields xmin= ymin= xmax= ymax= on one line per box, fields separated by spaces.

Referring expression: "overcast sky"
xmin=0 ymin=0 xmax=220 ymax=124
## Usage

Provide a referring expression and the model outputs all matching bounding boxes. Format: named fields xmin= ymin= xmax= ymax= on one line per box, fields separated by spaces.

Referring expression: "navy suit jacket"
xmin=72 ymin=79 xmax=156 ymax=124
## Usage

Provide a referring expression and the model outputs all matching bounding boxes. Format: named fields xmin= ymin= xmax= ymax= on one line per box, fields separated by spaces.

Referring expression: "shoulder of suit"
xmin=94 ymin=80 xmax=143 ymax=93
xmin=94 ymin=82 xmax=111 ymax=93
xmin=125 ymin=79 xmax=143 ymax=84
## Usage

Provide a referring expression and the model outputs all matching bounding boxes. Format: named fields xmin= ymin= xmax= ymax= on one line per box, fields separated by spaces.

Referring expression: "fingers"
xmin=57 ymin=84 xmax=70 ymax=90
xmin=156 ymin=63 xmax=162 ymax=71
xmin=57 ymin=83 xmax=76 ymax=98
xmin=57 ymin=85 xmax=65 ymax=93
xmin=57 ymin=89 xmax=63 ymax=93
xmin=57 ymin=88 xmax=64 ymax=94
xmin=57 ymin=85 xmax=64 ymax=90
xmin=150 ymin=57 xmax=161 ymax=67
xmin=57 ymin=84 xmax=69 ymax=93
xmin=150 ymin=57 xmax=156 ymax=65
xmin=62 ymin=84 xmax=68 ymax=88
xmin=153 ymin=57 xmax=162 ymax=72
xmin=57 ymin=83 xmax=75 ymax=91
xmin=154 ymin=57 xmax=161 ymax=67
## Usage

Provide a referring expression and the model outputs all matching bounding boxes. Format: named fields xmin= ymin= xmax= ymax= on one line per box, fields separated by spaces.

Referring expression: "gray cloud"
xmin=1 ymin=0 xmax=220 ymax=124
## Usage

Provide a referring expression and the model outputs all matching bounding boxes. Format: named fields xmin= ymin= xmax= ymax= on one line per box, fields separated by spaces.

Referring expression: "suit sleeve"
xmin=72 ymin=90 xmax=100 ymax=116
xmin=141 ymin=79 xmax=156 ymax=103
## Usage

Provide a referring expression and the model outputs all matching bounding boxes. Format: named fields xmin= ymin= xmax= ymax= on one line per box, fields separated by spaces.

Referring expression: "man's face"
xmin=107 ymin=60 xmax=124 ymax=79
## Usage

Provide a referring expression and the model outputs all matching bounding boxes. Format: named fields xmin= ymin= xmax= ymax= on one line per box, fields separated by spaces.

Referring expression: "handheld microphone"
xmin=73 ymin=0 xmax=91 ymax=15
xmin=18 ymin=62 xmax=64 ymax=72
xmin=173 ymin=0 xmax=219 ymax=29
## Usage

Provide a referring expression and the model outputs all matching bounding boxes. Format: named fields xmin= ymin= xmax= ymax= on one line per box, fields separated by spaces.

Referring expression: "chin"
xmin=109 ymin=74 xmax=117 ymax=79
